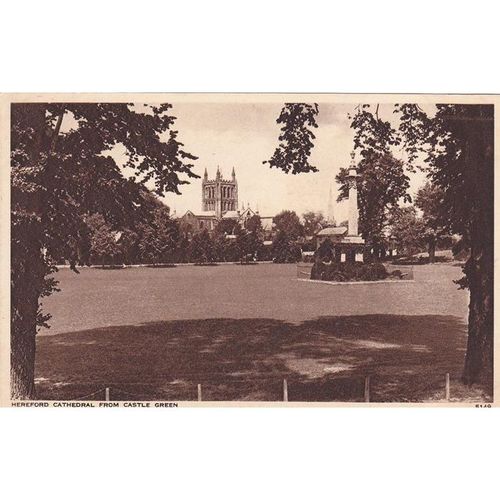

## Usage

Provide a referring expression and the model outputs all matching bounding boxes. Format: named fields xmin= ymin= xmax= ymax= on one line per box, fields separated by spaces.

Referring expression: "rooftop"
xmin=222 ymin=210 xmax=240 ymax=219
xmin=182 ymin=210 xmax=217 ymax=218
xmin=316 ymin=226 xmax=348 ymax=236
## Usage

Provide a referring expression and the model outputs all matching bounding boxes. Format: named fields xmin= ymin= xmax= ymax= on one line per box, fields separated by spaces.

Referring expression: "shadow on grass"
xmin=391 ymin=256 xmax=459 ymax=265
xmin=34 ymin=314 xmax=489 ymax=402
xmin=144 ymin=264 xmax=177 ymax=268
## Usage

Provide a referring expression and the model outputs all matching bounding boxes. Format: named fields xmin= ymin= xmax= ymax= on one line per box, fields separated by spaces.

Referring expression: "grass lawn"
xmin=34 ymin=263 xmax=490 ymax=402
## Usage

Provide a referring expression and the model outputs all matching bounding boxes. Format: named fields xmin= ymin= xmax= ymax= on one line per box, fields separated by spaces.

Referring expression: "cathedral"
xmin=202 ymin=166 xmax=238 ymax=218
xmin=179 ymin=167 xmax=274 ymax=236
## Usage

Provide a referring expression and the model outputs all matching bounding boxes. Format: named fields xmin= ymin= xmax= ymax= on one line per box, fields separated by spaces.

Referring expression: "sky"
xmin=59 ymin=101 xmax=433 ymax=222
xmin=161 ymin=102 xmax=432 ymax=221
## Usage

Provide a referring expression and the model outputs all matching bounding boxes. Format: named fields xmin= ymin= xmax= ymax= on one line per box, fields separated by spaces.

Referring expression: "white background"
xmin=1 ymin=1 xmax=499 ymax=499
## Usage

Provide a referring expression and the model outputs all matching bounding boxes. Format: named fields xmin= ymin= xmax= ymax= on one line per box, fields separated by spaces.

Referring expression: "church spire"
xmin=216 ymin=165 xmax=221 ymax=180
xmin=327 ymin=184 xmax=335 ymax=225
xmin=231 ymin=166 xmax=236 ymax=181
xmin=203 ymin=167 xmax=208 ymax=180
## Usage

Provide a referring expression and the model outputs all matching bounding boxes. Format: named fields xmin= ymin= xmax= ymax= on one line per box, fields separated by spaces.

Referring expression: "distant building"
xmin=179 ymin=167 xmax=275 ymax=237
xmin=316 ymin=226 xmax=348 ymax=247
xmin=202 ymin=165 xmax=238 ymax=218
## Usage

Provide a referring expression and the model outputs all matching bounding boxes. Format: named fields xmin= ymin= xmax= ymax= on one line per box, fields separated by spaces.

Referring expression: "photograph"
xmin=5 ymin=95 xmax=495 ymax=406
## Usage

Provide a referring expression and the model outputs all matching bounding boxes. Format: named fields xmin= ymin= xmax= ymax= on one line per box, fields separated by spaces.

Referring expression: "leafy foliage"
xmin=311 ymin=261 xmax=388 ymax=282
xmin=273 ymin=210 xmax=304 ymax=240
xmin=387 ymin=206 xmax=426 ymax=256
xmin=398 ymin=104 xmax=494 ymax=384
xmin=302 ymin=211 xmax=326 ymax=237
xmin=336 ymin=151 xmax=410 ymax=254
xmin=214 ymin=218 xmax=239 ymax=236
xmin=272 ymin=230 xmax=301 ymax=263
xmin=11 ymin=102 xmax=198 ymax=308
xmin=268 ymin=101 xmax=494 ymax=385
xmin=244 ymin=214 xmax=263 ymax=234
xmin=350 ymin=104 xmax=401 ymax=154
xmin=264 ymin=103 xmax=319 ymax=174
xmin=189 ymin=229 xmax=216 ymax=264
xmin=315 ymin=238 xmax=334 ymax=262
xmin=138 ymin=207 xmax=180 ymax=264
xmin=414 ymin=182 xmax=452 ymax=261
xmin=335 ymin=105 xmax=411 ymax=256
xmin=86 ymin=213 xmax=121 ymax=266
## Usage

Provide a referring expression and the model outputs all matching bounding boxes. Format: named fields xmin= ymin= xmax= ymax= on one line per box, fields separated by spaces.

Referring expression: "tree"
xmin=210 ymin=231 xmax=228 ymax=262
xmin=189 ymin=229 xmax=215 ymax=264
xmin=302 ymin=211 xmax=325 ymax=237
xmin=174 ymin=234 xmax=191 ymax=263
xmin=397 ymin=104 xmax=494 ymax=385
xmin=11 ymin=102 xmax=197 ymax=398
xmin=273 ymin=210 xmax=304 ymax=241
xmin=415 ymin=182 xmax=451 ymax=263
xmin=272 ymin=230 xmax=301 ymax=263
xmin=388 ymin=206 xmax=425 ymax=257
xmin=86 ymin=213 xmax=121 ymax=266
xmin=264 ymin=103 xmax=319 ymax=174
xmin=336 ymin=152 xmax=410 ymax=258
xmin=214 ymin=218 xmax=239 ymax=236
xmin=223 ymin=239 xmax=241 ymax=263
xmin=244 ymin=214 xmax=263 ymax=234
xmin=211 ymin=219 xmax=240 ymax=262
xmin=268 ymin=102 xmax=494 ymax=388
xmin=336 ymin=106 xmax=411 ymax=259
xmin=138 ymin=207 xmax=180 ymax=264
xmin=236 ymin=219 xmax=264 ymax=262
xmin=244 ymin=215 xmax=265 ymax=258
xmin=119 ymin=228 xmax=140 ymax=265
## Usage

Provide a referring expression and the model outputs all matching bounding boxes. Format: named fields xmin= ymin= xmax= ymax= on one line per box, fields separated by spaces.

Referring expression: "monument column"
xmin=347 ymin=152 xmax=359 ymax=237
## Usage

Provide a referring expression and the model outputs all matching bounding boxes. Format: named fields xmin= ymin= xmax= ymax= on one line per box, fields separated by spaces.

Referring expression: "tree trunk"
xmin=428 ymin=239 xmax=436 ymax=263
xmin=11 ymin=260 xmax=40 ymax=400
xmin=11 ymin=313 xmax=37 ymax=400
xmin=10 ymin=106 xmax=65 ymax=400
xmin=462 ymin=240 xmax=493 ymax=387
xmin=379 ymin=246 xmax=387 ymax=261
xmin=462 ymin=108 xmax=494 ymax=388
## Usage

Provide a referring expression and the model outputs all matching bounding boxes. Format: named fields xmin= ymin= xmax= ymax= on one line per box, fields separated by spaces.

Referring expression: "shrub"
xmin=310 ymin=261 xmax=388 ymax=282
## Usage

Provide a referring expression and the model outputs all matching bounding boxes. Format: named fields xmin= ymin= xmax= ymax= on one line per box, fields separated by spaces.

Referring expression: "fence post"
xmin=445 ymin=373 xmax=450 ymax=401
xmin=364 ymin=376 xmax=370 ymax=403
xmin=283 ymin=379 xmax=288 ymax=402
xmin=197 ymin=384 xmax=202 ymax=402
xmin=105 ymin=387 xmax=110 ymax=401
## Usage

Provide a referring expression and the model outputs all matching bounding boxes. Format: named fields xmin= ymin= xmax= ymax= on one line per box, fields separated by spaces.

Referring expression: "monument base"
xmin=343 ymin=235 xmax=365 ymax=245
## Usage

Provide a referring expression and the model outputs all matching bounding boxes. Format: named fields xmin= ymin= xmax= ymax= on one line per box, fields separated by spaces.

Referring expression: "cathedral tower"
xmin=202 ymin=167 xmax=238 ymax=218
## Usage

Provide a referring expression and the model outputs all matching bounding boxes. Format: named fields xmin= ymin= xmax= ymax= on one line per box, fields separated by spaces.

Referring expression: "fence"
xmin=35 ymin=373 xmax=455 ymax=403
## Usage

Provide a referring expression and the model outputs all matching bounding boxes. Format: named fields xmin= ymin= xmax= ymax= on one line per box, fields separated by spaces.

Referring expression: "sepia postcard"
xmin=0 ymin=93 xmax=497 ymax=407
